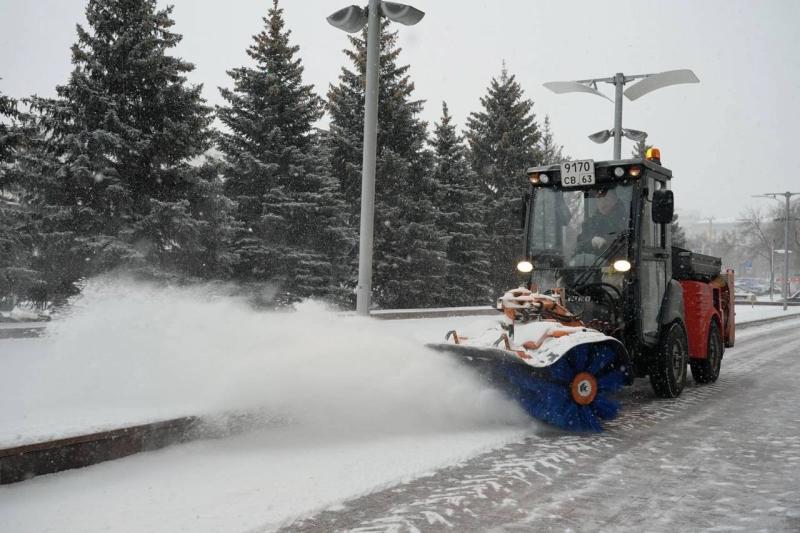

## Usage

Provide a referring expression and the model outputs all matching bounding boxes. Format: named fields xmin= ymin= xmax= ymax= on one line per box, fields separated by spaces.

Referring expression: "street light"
xmin=327 ymin=1 xmax=424 ymax=316
xmin=326 ymin=6 xmax=367 ymax=33
xmin=767 ymin=240 xmax=775 ymax=301
xmin=544 ymin=69 xmax=699 ymax=159
xmin=753 ymin=192 xmax=800 ymax=311
xmin=588 ymin=129 xmax=612 ymax=144
xmin=773 ymin=249 xmax=792 ymax=301
xmin=589 ymin=128 xmax=648 ymax=145
xmin=381 ymin=2 xmax=425 ymax=24
xmin=327 ymin=2 xmax=424 ymax=31
xmin=621 ymin=128 xmax=648 ymax=143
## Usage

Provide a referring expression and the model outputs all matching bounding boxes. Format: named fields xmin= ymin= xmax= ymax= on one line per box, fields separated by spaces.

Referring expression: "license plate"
xmin=560 ymin=160 xmax=595 ymax=187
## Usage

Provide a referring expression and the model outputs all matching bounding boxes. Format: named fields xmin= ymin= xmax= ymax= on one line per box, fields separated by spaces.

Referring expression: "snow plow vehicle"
xmin=430 ymin=151 xmax=735 ymax=431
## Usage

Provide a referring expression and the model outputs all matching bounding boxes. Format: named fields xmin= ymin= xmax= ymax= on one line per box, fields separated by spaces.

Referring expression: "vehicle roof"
xmin=527 ymin=158 xmax=673 ymax=179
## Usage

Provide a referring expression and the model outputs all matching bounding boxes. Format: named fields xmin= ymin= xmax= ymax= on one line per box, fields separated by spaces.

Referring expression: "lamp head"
xmin=622 ymin=128 xmax=648 ymax=142
xmin=327 ymin=5 xmax=367 ymax=33
xmin=588 ymin=129 xmax=612 ymax=144
xmin=381 ymin=2 xmax=425 ymax=25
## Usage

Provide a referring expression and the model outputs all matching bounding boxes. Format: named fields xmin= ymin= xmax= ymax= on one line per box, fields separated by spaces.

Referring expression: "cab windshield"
xmin=525 ymin=182 xmax=634 ymax=326
xmin=527 ymin=182 xmax=633 ymax=268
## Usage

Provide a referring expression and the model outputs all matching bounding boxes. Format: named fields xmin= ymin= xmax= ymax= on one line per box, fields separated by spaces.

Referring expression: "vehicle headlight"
xmin=613 ymin=259 xmax=632 ymax=272
xmin=517 ymin=260 xmax=534 ymax=273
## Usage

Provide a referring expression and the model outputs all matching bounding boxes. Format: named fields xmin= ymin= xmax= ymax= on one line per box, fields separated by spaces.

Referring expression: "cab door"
xmin=637 ymin=176 xmax=669 ymax=345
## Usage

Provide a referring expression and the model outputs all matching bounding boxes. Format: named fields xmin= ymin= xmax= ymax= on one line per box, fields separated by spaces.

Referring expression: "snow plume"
xmin=29 ymin=276 xmax=529 ymax=442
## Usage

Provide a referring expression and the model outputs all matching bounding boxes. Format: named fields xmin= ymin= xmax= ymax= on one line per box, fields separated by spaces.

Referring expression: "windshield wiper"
xmin=572 ymin=230 xmax=629 ymax=288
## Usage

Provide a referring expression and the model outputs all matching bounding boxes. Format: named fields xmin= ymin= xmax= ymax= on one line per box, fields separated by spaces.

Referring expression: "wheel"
xmin=649 ymin=321 xmax=689 ymax=398
xmin=690 ymin=320 xmax=722 ymax=384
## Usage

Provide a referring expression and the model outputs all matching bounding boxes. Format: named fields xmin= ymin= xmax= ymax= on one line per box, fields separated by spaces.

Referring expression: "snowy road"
xmin=2 ymin=316 xmax=799 ymax=532
xmin=286 ymin=320 xmax=800 ymax=532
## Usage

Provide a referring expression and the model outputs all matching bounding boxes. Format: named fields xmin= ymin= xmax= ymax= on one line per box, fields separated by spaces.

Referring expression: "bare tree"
xmin=737 ymin=206 xmax=776 ymax=263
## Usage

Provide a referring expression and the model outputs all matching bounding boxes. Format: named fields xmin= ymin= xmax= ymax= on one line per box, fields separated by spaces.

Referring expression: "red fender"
xmin=680 ymin=280 xmax=722 ymax=359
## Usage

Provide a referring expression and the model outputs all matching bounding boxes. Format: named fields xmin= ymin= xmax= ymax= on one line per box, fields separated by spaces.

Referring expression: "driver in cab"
xmin=577 ymin=187 xmax=628 ymax=253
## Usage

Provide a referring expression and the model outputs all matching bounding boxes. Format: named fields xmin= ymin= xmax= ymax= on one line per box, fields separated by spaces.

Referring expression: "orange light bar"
xmin=645 ymin=147 xmax=661 ymax=162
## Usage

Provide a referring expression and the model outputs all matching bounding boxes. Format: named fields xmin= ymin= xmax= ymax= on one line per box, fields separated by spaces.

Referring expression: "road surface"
xmin=285 ymin=320 xmax=800 ymax=532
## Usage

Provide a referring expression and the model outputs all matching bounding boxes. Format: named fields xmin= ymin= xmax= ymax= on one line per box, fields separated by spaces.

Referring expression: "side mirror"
xmin=652 ymin=189 xmax=674 ymax=224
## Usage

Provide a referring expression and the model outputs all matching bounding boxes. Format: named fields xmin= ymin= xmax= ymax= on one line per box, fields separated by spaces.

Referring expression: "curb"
xmin=0 ymin=417 xmax=200 ymax=485
xmin=0 ymin=323 xmax=47 ymax=339
xmin=735 ymin=312 xmax=800 ymax=330
xmin=0 ymin=410 xmax=277 ymax=485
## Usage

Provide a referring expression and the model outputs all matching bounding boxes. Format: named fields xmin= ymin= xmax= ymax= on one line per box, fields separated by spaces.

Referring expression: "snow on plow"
xmin=427 ymin=288 xmax=629 ymax=432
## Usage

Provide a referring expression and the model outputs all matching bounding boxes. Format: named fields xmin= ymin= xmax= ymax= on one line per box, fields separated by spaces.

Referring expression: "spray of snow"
xmin=18 ymin=276 xmax=529 ymax=443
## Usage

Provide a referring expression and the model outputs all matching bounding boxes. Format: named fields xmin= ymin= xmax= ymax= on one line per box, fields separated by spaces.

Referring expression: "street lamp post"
xmin=612 ymin=73 xmax=624 ymax=158
xmin=543 ymin=69 xmax=699 ymax=159
xmin=770 ymin=240 xmax=775 ymax=301
xmin=327 ymin=2 xmax=424 ymax=316
xmin=774 ymin=249 xmax=792 ymax=300
xmin=754 ymin=192 xmax=800 ymax=311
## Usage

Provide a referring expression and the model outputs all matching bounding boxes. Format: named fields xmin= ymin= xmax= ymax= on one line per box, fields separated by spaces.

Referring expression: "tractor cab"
xmin=520 ymin=157 xmax=675 ymax=352
xmin=432 ymin=151 xmax=734 ymax=431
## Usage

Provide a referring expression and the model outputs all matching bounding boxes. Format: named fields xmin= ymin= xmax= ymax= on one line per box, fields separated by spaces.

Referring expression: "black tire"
xmin=690 ymin=320 xmax=722 ymax=384
xmin=650 ymin=321 xmax=689 ymax=398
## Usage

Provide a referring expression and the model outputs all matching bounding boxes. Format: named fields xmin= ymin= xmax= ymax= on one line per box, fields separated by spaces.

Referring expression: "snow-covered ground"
xmin=1 ymin=280 xmax=799 ymax=532
xmin=1 ymin=313 xmax=797 ymax=532
xmin=0 ymin=280 xmax=536 ymax=532
xmin=732 ymin=303 xmax=800 ymax=322
xmin=0 ymin=426 xmax=532 ymax=533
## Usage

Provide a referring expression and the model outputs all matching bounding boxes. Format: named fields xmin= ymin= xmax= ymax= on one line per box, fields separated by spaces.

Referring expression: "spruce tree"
xmin=631 ymin=139 xmax=652 ymax=158
xmin=327 ymin=20 xmax=446 ymax=309
xmin=21 ymin=0 xmax=233 ymax=300
xmin=535 ymin=115 xmax=565 ymax=165
xmin=0 ymin=89 xmax=21 ymax=179
xmin=217 ymin=0 xmax=352 ymax=304
xmin=328 ymin=20 xmax=427 ymax=219
xmin=466 ymin=66 xmax=541 ymax=294
xmin=431 ymin=102 xmax=492 ymax=306
xmin=671 ymin=215 xmax=687 ymax=248
xmin=0 ymin=90 xmax=39 ymax=303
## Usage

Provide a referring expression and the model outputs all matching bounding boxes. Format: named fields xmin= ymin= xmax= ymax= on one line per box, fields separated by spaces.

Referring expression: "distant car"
xmin=734 ymin=289 xmax=757 ymax=303
xmin=751 ymin=285 xmax=771 ymax=296
xmin=736 ymin=279 xmax=771 ymax=295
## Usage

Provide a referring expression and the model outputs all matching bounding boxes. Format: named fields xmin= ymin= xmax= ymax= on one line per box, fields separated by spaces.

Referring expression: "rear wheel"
xmin=690 ymin=320 xmax=722 ymax=384
xmin=650 ymin=321 xmax=689 ymax=398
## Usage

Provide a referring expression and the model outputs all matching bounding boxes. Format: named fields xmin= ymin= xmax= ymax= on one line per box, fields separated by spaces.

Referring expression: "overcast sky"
xmin=2 ymin=0 xmax=799 ymax=221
